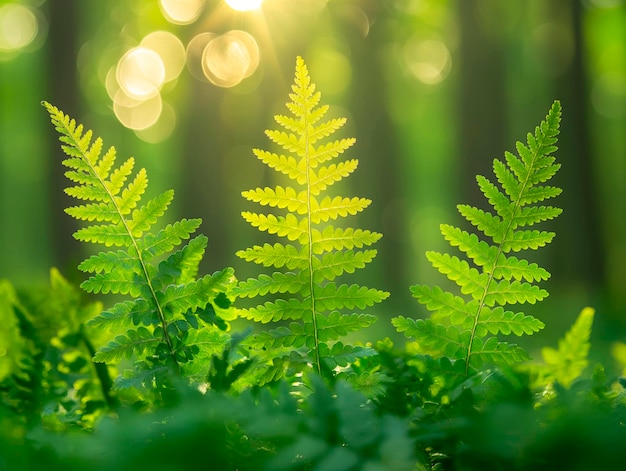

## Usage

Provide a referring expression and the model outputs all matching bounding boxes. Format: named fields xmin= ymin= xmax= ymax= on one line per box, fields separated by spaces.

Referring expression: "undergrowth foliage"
xmin=394 ymin=101 xmax=562 ymax=375
xmin=43 ymin=102 xmax=235 ymax=390
xmin=234 ymin=56 xmax=389 ymax=382
xmin=0 ymin=269 xmax=110 ymax=430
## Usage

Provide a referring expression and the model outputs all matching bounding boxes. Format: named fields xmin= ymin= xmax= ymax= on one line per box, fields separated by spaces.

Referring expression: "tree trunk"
xmin=45 ymin=0 xmax=82 ymax=274
xmin=548 ymin=0 xmax=605 ymax=293
xmin=456 ymin=0 xmax=508 ymax=210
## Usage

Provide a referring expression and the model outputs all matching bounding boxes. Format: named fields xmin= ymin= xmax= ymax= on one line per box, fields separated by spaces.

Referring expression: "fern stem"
xmin=80 ymin=325 xmax=118 ymax=409
xmin=305 ymin=113 xmax=323 ymax=376
xmin=464 ymin=139 xmax=545 ymax=376
xmin=64 ymin=127 xmax=181 ymax=374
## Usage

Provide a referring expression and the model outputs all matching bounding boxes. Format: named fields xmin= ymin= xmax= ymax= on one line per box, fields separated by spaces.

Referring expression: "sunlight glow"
xmin=224 ymin=0 xmax=263 ymax=12
xmin=135 ymin=101 xmax=177 ymax=143
xmin=0 ymin=4 xmax=38 ymax=52
xmin=202 ymin=30 xmax=259 ymax=87
xmin=113 ymin=91 xmax=162 ymax=131
xmin=186 ymin=33 xmax=217 ymax=81
xmin=403 ymin=39 xmax=451 ymax=85
xmin=159 ymin=0 xmax=205 ymax=25
xmin=117 ymin=47 xmax=166 ymax=99
xmin=140 ymin=31 xmax=186 ymax=83
xmin=309 ymin=48 xmax=351 ymax=95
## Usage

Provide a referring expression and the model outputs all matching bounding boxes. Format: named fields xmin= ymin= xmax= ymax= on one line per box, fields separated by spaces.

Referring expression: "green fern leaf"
xmin=311 ymin=227 xmax=382 ymax=253
xmin=312 ymin=249 xmax=377 ymax=282
xmin=159 ymin=269 xmax=234 ymax=316
xmin=152 ymin=235 xmax=209 ymax=288
xmin=235 ymin=272 xmax=308 ymax=298
xmin=319 ymin=343 xmax=376 ymax=369
xmin=240 ymin=298 xmax=310 ymax=324
xmin=44 ymin=102 xmax=235 ymax=386
xmin=315 ymin=313 xmax=377 ymax=344
xmin=78 ymin=250 xmax=141 ymax=275
xmin=469 ymin=337 xmax=530 ymax=368
xmin=80 ymin=268 xmax=143 ymax=296
xmin=395 ymin=101 xmax=562 ymax=375
xmin=238 ymin=243 xmax=308 ymax=270
xmin=236 ymin=56 xmax=388 ymax=379
xmin=87 ymin=299 xmax=151 ymax=330
xmin=93 ymin=327 xmax=160 ymax=363
xmin=139 ymin=218 xmax=203 ymax=260
xmin=476 ymin=307 xmax=544 ymax=336
xmin=314 ymin=283 xmax=387 ymax=311
xmin=534 ymin=307 xmax=595 ymax=388
xmin=242 ymin=212 xmax=308 ymax=242
xmin=309 ymin=159 xmax=359 ymax=195
xmin=184 ymin=329 xmax=230 ymax=355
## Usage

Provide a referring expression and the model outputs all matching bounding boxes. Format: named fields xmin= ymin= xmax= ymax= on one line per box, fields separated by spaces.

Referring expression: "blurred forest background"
xmin=0 ymin=0 xmax=624 ymax=347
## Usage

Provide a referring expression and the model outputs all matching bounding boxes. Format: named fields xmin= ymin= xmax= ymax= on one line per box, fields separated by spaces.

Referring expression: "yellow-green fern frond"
xmin=234 ymin=56 xmax=388 ymax=383
xmin=44 ymin=102 xmax=234 ymax=388
xmin=394 ymin=101 xmax=562 ymax=376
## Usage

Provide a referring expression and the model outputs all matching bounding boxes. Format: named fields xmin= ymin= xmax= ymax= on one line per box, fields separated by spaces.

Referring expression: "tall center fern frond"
xmin=44 ymin=102 xmax=234 ymax=387
xmin=234 ymin=57 xmax=389 ymax=381
xmin=393 ymin=101 xmax=562 ymax=376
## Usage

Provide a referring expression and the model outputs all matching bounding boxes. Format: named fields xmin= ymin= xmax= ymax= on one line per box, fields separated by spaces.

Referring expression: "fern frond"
xmin=533 ymin=307 xmax=595 ymax=388
xmin=395 ymin=101 xmax=562 ymax=375
xmin=44 ymin=102 xmax=235 ymax=387
xmin=236 ymin=56 xmax=388 ymax=380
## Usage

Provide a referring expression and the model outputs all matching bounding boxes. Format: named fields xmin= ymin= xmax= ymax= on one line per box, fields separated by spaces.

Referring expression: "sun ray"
xmin=225 ymin=0 xmax=263 ymax=12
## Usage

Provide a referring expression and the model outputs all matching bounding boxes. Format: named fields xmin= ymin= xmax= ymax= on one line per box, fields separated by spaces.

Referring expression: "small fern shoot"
xmin=531 ymin=307 xmax=595 ymax=390
xmin=394 ymin=101 xmax=563 ymax=375
xmin=234 ymin=57 xmax=389 ymax=380
xmin=44 ymin=102 xmax=234 ymax=387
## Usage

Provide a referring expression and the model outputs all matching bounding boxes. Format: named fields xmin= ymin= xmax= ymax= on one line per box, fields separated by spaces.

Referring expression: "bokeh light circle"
xmin=135 ymin=101 xmax=177 ymax=143
xmin=117 ymin=47 xmax=166 ymax=99
xmin=403 ymin=38 xmax=451 ymax=85
xmin=592 ymin=74 xmax=626 ymax=118
xmin=113 ymin=91 xmax=163 ymax=130
xmin=140 ymin=31 xmax=186 ymax=83
xmin=0 ymin=3 xmax=38 ymax=52
xmin=202 ymin=30 xmax=259 ymax=87
xmin=186 ymin=32 xmax=217 ymax=81
xmin=159 ymin=0 xmax=205 ymax=25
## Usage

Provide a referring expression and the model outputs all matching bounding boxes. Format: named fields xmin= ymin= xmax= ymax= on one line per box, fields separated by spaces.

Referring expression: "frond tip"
xmin=235 ymin=56 xmax=388 ymax=382
xmin=395 ymin=101 xmax=563 ymax=376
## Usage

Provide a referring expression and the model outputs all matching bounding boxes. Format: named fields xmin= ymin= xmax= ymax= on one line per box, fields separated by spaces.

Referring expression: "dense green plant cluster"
xmin=1 ymin=57 xmax=625 ymax=470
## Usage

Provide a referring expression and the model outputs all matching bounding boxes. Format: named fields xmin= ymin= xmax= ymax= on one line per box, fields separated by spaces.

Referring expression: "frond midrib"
xmin=60 ymin=118 xmax=180 ymax=373
xmin=303 ymin=83 xmax=322 ymax=375
xmin=465 ymin=137 xmax=548 ymax=375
